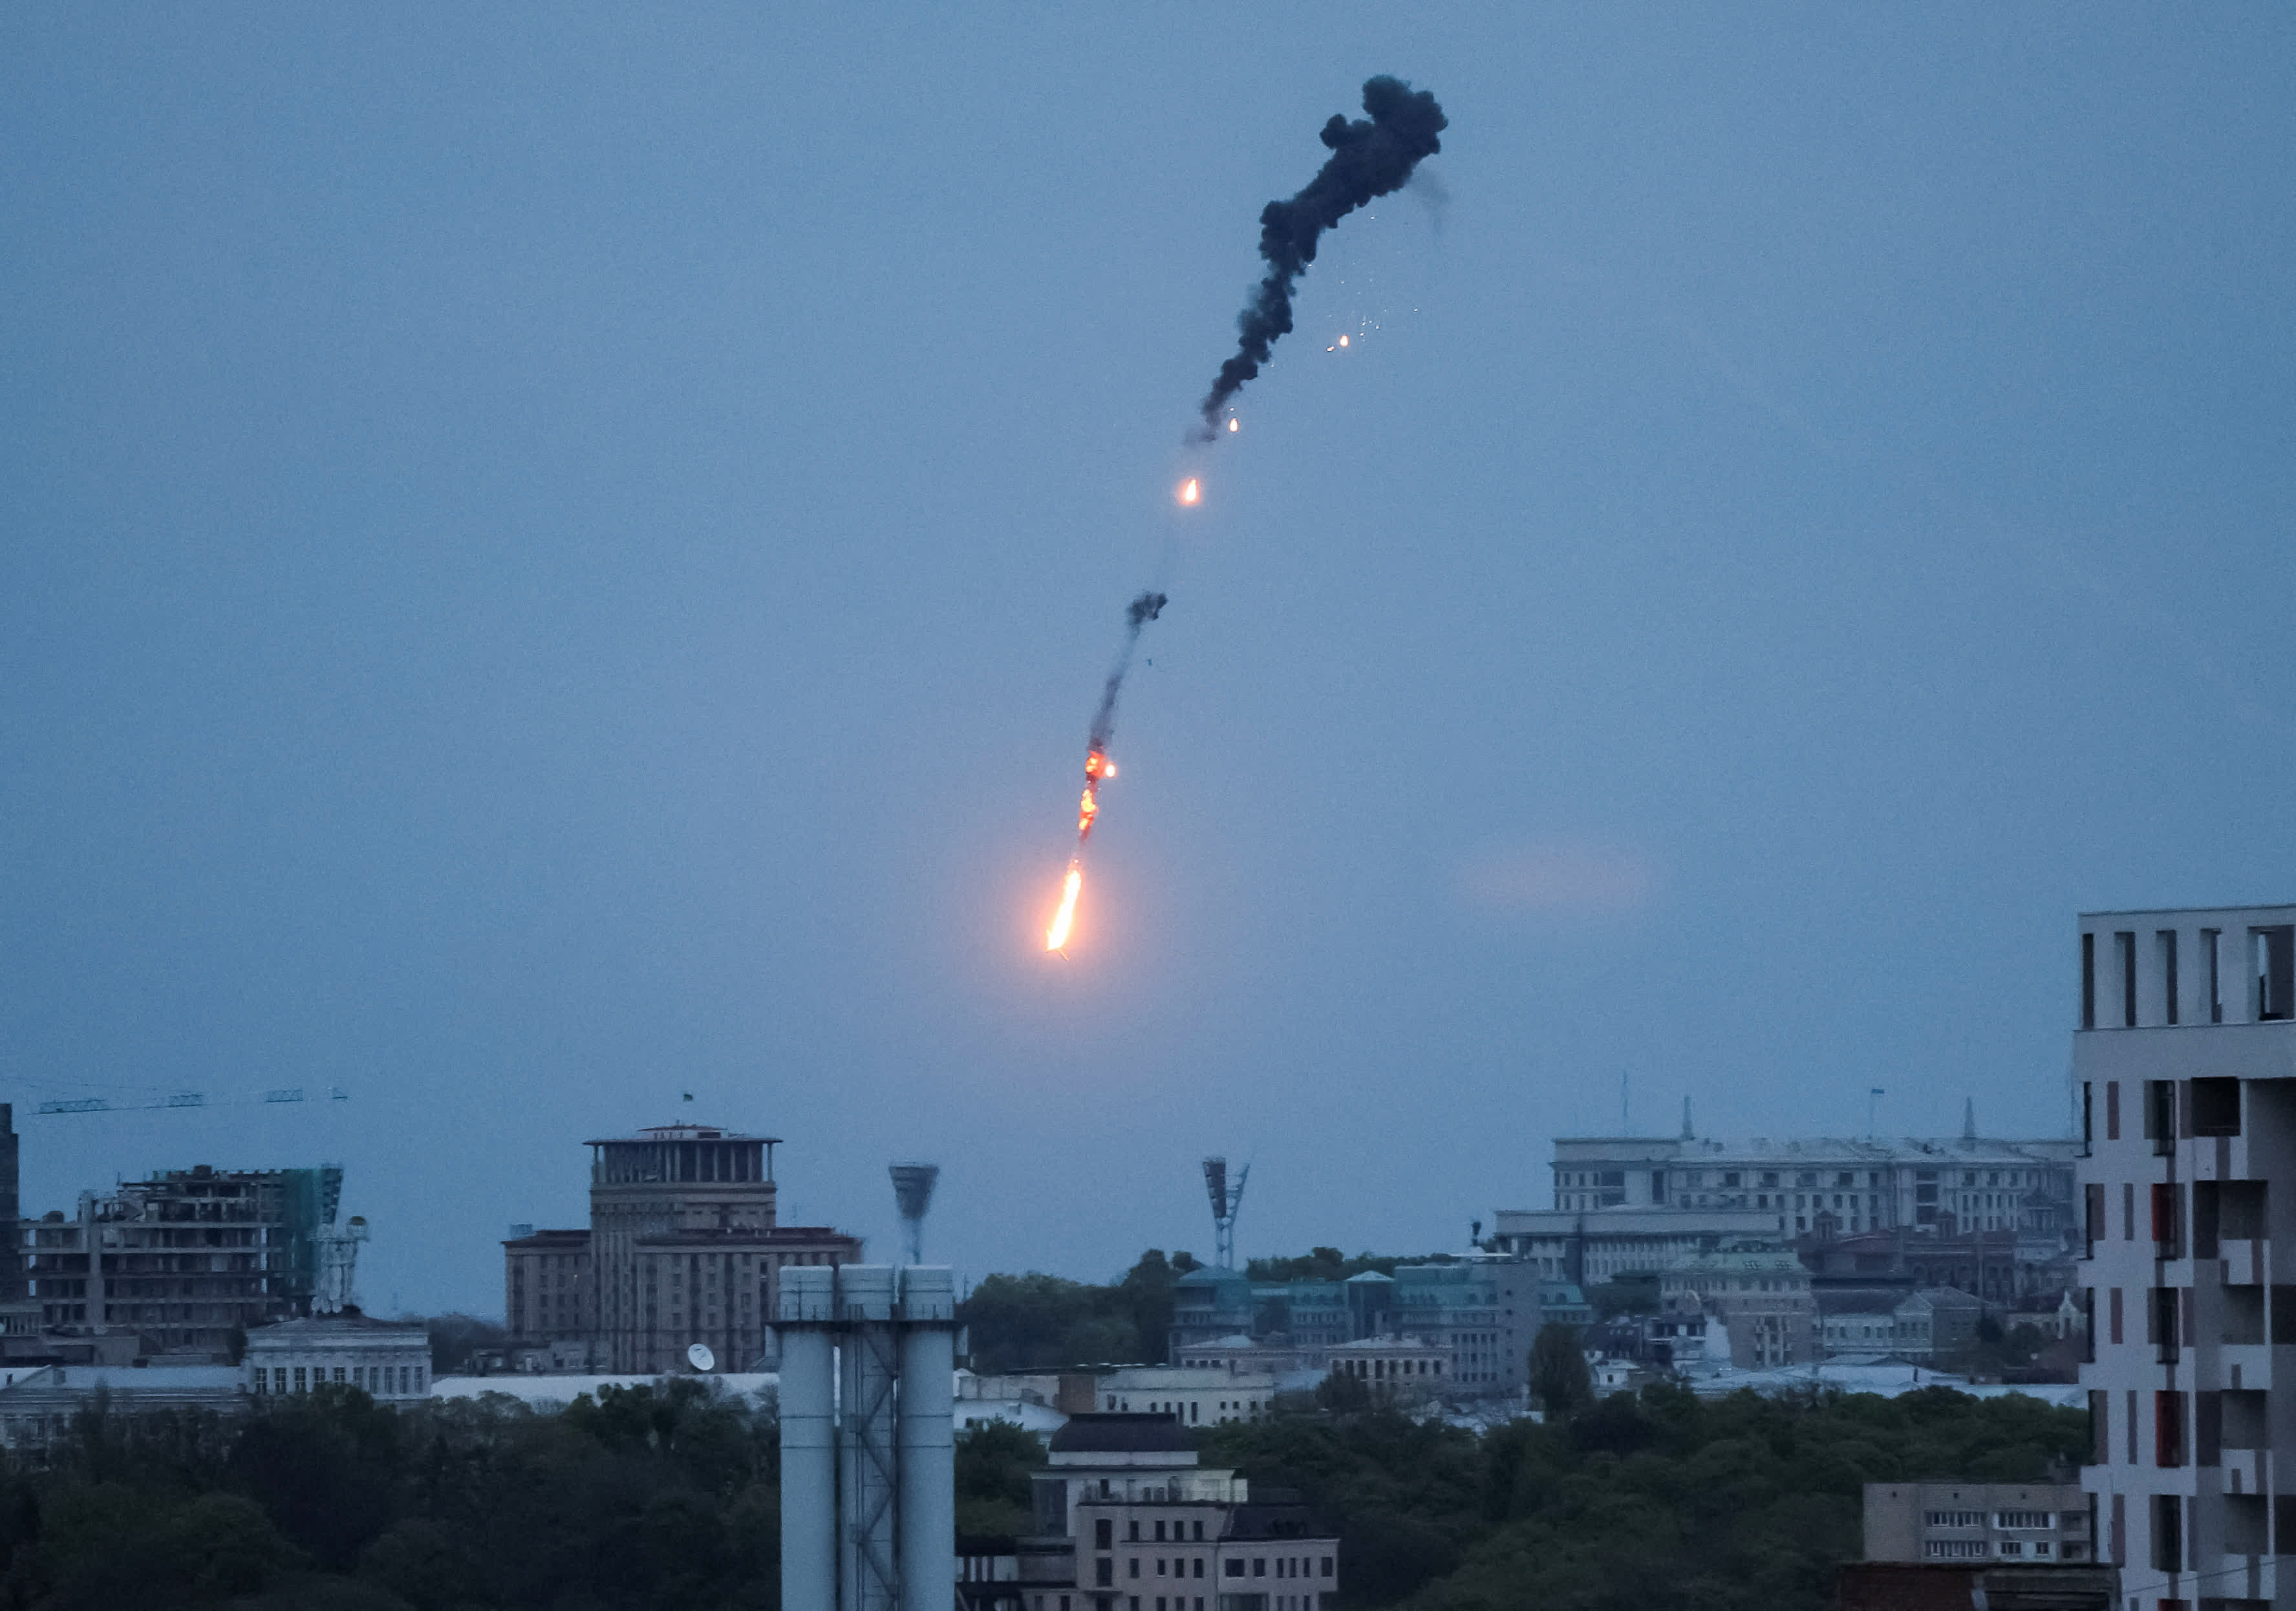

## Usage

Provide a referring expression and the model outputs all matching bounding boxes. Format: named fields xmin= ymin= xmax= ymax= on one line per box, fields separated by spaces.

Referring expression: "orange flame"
xmin=1177 ymin=477 xmax=1200 ymax=506
xmin=1046 ymin=862 xmax=1083 ymax=951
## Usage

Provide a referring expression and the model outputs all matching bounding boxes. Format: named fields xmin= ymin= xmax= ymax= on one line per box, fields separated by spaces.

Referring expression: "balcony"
xmin=2216 ymin=1447 xmax=2269 ymax=1495
xmin=2218 ymin=1237 xmax=2268 ymax=1286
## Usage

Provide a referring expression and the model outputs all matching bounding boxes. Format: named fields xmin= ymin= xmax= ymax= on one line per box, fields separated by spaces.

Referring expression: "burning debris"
xmin=1194 ymin=75 xmax=1447 ymax=441
xmin=1044 ymin=74 xmax=1445 ymax=955
xmin=1045 ymin=590 xmax=1166 ymax=953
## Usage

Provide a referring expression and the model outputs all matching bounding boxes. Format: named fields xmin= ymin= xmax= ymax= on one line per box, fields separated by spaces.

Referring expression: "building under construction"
xmin=504 ymin=1123 xmax=863 ymax=1374
xmin=16 ymin=1141 xmax=363 ymax=1358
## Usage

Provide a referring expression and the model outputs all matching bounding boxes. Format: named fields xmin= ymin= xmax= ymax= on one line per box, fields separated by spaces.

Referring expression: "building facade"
xmin=504 ymin=1123 xmax=863 ymax=1374
xmin=1168 ymin=1260 xmax=1535 ymax=1400
xmin=1024 ymin=1414 xmax=1339 ymax=1611
xmin=1095 ymin=1367 xmax=1275 ymax=1427
xmin=1538 ymin=1129 xmax=2079 ymax=1238
xmin=2076 ymin=902 xmax=2296 ymax=1609
xmin=1658 ymin=1245 xmax=1819 ymax=1369
xmin=1862 ymin=1482 xmax=2092 ymax=1564
xmin=0 ymin=1363 xmax=244 ymax=1452
xmin=244 ymin=1313 xmax=431 ymax=1403
xmin=20 ymin=1163 xmax=359 ymax=1357
xmin=1486 ymin=1206 xmax=1781 ymax=1284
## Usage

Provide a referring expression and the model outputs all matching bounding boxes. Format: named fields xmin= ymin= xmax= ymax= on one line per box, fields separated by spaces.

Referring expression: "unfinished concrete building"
xmin=20 ymin=1163 xmax=359 ymax=1357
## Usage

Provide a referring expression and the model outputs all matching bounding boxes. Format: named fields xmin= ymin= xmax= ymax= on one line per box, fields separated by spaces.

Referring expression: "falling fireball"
xmin=1045 ymin=862 xmax=1083 ymax=952
xmin=1177 ymin=477 xmax=1200 ymax=505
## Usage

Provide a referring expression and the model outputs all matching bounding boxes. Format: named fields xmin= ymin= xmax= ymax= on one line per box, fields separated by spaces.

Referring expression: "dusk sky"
xmin=5 ymin=8 xmax=2292 ymax=1317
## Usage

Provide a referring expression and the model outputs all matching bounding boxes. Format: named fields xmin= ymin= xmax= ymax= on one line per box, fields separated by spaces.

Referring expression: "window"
xmin=2205 ymin=927 xmax=2224 ymax=1022
xmin=1097 ymin=1520 xmax=1113 ymax=1550
xmin=1924 ymin=1541 xmax=1988 ymax=1559
xmin=1223 ymin=1561 xmax=1243 ymax=1578
xmin=1924 ymin=1511 xmax=1983 ymax=1528
xmin=2081 ymin=932 xmax=2096 ymax=1028
xmin=2116 ymin=931 xmax=2136 ymax=1026
xmin=1995 ymin=1511 xmax=2053 ymax=1530
xmin=2158 ymin=930 xmax=2179 ymax=1023
xmin=2257 ymin=926 xmax=2295 ymax=1021
xmin=2156 ymin=1391 xmax=2186 ymax=1467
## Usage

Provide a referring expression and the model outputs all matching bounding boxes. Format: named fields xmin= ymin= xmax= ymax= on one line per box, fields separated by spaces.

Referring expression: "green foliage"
xmin=1199 ymin=1383 xmax=2087 ymax=1610
xmin=953 ymin=1422 xmax=1046 ymax=1539
xmin=419 ymin=1312 xmax=506 ymax=1376
xmin=1245 ymin=1248 xmax=1446 ymax=1283
xmin=0 ymin=1378 xmax=782 ymax=1611
xmin=959 ymin=1250 xmax=1200 ymax=1371
xmin=1529 ymin=1323 xmax=1593 ymax=1417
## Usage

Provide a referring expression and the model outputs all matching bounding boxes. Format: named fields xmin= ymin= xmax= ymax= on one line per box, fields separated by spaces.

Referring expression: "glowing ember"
xmin=1177 ymin=477 xmax=1201 ymax=505
xmin=1338 ymin=334 xmax=1350 ymax=347
xmin=1227 ymin=418 xmax=1239 ymax=433
xmin=1045 ymin=861 xmax=1083 ymax=952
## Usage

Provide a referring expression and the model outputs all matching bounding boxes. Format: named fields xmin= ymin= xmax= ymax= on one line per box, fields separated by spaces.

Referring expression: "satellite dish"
xmin=687 ymin=1343 xmax=716 ymax=1373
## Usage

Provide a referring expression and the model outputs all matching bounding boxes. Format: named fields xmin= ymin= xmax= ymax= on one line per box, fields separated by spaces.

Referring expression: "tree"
xmin=1528 ymin=1323 xmax=1593 ymax=1418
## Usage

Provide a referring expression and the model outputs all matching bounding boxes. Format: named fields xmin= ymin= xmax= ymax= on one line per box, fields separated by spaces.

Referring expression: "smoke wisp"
xmin=1194 ymin=76 xmax=1448 ymax=439
xmin=1089 ymin=590 xmax=1167 ymax=756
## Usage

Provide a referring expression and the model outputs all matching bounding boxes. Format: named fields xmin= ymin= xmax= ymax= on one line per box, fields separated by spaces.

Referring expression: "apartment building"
xmin=1863 ymin=1482 xmax=2092 ymax=1564
xmin=2076 ymin=903 xmax=2296 ymax=1610
xmin=1023 ymin=1414 xmax=1338 ymax=1611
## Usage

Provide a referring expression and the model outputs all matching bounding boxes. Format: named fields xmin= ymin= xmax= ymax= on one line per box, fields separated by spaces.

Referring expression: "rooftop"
xmin=1047 ymin=1413 xmax=1195 ymax=1456
xmin=586 ymin=1124 xmax=780 ymax=1145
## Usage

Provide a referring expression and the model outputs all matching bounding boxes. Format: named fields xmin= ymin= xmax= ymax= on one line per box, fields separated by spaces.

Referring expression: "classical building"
xmin=0 ymin=1363 xmax=244 ymax=1452
xmin=2076 ymin=902 xmax=2296 ymax=1606
xmin=1486 ymin=1205 xmax=1781 ymax=1285
xmin=244 ymin=1312 xmax=431 ymax=1402
xmin=1166 ymin=1258 xmax=1538 ymax=1401
xmin=504 ymin=1123 xmax=863 ymax=1374
xmin=1816 ymin=1287 xmax=1984 ymax=1361
xmin=1536 ymin=1124 xmax=2079 ymax=1237
xmin=1658 ymin=1244 xmax=1819 ymax=1369
xmin=1092 ymin=1366 xmax=1275 ymax=1427
xmin=1325 ymin=1335 xmax=1455 ymax=1403
xmin=1862 ymin=1482 xmax=2092 ymax=1564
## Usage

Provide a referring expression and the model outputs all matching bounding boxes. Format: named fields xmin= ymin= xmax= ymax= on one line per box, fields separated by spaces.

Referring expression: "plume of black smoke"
xmin=1194 ymin=76 xmax=1448 ymax=440
xmin=1088 ymin=590 xmax=1167 ymax=751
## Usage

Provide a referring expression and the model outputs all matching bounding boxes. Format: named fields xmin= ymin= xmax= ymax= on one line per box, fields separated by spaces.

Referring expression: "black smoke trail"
xmin=1194 ymin=76 xmax=1448 ymax=440
xmin=1088 ymin=590 xmax=1166 ymax=755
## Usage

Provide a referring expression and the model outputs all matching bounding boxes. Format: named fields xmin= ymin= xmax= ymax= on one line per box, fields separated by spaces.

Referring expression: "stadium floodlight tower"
xmin=1203 ymin=1155 xmax=1249 ymax=1270
xmin=888 ymin=1163 xmax=939 ymax=1265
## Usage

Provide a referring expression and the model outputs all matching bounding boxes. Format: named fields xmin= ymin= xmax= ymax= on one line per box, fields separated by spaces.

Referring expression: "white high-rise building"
xmin=2076 ymin=902 xmax=2296 ymax=1610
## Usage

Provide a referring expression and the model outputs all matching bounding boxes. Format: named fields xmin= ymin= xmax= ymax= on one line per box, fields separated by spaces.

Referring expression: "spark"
xmin=1177 ymin=477 xmax=1201 ymax=505
xmin=1045 ymin=861 xmax=1082 ymax=952
xmin=1339 ymin=334 xmax=1351 ymax=347
xmin=1227 ymin=418 xmax=1239 ymax=433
